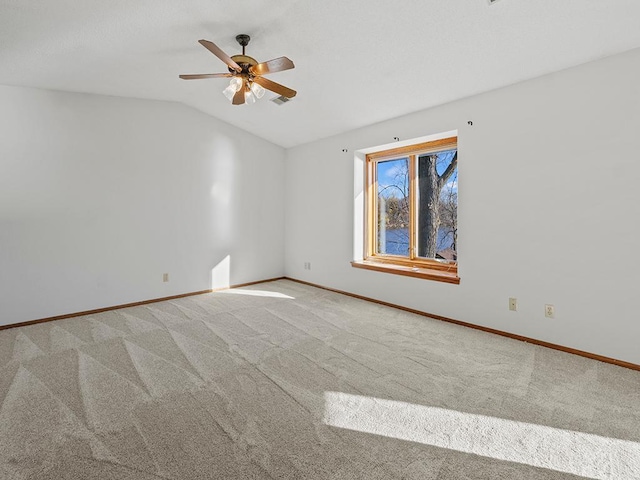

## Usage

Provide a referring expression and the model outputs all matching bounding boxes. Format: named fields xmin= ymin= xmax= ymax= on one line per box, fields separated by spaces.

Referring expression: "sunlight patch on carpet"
xmin=219 ymin=289 xmax=294 ymax=299
xmin=323 ymin=392 xmax=640 ymax=479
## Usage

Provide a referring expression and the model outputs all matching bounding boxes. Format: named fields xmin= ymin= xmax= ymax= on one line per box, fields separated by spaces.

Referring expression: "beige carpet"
xmin=0 ymin=279 xmax=639 ymax=479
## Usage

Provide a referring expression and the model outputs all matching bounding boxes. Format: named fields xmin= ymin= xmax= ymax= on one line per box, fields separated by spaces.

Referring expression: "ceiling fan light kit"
xmin=180 ymin=34 xmax=296 ymax=106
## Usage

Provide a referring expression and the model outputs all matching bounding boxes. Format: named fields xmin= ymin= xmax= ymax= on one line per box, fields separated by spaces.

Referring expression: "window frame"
xmin=360 ymin=136 xmax=459 ymax=281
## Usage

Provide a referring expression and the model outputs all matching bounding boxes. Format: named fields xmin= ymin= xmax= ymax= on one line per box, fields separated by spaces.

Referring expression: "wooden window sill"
xmin=351 ymin=260 xmax=460 ymax=284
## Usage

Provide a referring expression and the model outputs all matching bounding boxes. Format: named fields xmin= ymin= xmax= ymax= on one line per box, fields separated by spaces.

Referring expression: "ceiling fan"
xmin=180 ymin=34 xmax=296 ymax=106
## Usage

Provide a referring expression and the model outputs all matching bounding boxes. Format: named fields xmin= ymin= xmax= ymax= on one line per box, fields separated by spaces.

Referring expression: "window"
xmin=353 ymin=136 xmax=459 ymax=284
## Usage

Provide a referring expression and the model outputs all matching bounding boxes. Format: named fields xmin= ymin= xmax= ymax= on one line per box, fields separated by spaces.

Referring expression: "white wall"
xmin=0 ymin=85 xmax=285 ymax=325
xmin=285 ymin=47 xmax=640 ymax=364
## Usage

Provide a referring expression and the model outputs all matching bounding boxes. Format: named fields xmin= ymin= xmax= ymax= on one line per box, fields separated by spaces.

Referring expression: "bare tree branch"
xmin=438 ymin=152 xmax=458 ymax=189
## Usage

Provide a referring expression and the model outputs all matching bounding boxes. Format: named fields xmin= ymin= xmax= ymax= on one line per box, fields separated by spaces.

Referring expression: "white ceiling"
xmin=1 ymin=0 xmax=640 ymax=148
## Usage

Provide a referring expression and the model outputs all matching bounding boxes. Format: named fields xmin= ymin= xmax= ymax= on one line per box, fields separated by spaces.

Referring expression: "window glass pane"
xmin=417 ymin=149 xmax=457 ymax=261
xmin=377 ymin=158 xmax=410 ymax=256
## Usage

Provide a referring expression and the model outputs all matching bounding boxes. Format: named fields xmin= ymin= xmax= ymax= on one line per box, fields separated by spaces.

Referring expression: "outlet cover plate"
xmin=545 ymin=304 xmax=555 ymax=318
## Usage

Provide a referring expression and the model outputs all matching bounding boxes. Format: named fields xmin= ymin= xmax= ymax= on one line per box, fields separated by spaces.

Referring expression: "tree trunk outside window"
xmin=417 ymin=152 xmax=458 ymax=258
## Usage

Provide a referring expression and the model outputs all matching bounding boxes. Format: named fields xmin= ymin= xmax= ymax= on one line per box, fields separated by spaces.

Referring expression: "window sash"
xmin=365 ymin=137 xmax=457 ymax=273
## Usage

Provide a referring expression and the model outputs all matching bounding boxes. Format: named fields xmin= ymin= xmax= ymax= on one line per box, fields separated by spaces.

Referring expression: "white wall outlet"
xmin=163 ymin=273 xmax=169 ymax=282
xmin=509 ymin=297 xmax=517 ymax=311
xmin=304 ymin=262 xmax=312 ymax=270
xmin=545 ymin=304 xmax=555 ymax=318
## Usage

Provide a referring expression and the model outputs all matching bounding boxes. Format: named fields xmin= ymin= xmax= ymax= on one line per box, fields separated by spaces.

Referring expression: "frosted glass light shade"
xmin=251 ymin=82 xmax=265 ymax=99
xmin=245 ymin=89 xmax=256 ymax=104
xmin=223 ymin=77 xmax=243 ymax=101
xmin=222 ymin=85 xmax=236 ymax=100
xmin=230 ymin=77 xmax=242 ymax=90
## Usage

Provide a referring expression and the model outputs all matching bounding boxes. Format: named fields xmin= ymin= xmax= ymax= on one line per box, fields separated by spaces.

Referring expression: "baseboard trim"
xmin=0 ymin=276 xmax=285 ymax=332
xmin=285 ymin=277 xmax=640 ymax=372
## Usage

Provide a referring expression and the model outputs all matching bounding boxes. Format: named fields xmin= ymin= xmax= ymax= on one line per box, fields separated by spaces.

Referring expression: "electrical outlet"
xmin=545 ymin=304 xmax=555 ymax=318
xmin=163 ymin=273 xmax=169 ymax=282
xmin=303 ymin=262 xmax=312 ymax=270
xmin=509 ymin=297 xmax=517 ymax=311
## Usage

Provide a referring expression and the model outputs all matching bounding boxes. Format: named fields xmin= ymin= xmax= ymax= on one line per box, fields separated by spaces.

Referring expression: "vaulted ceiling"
xmin=1 ymin=0 xmax=640 ymax=148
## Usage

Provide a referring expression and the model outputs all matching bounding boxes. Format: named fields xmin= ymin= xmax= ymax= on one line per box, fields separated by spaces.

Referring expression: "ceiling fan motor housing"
xmin=229 ymin=55 xmax=258 ymax=74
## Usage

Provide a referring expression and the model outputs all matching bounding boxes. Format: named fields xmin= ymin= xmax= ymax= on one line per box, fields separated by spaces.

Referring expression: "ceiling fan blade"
xmin=232 ymin=79 xmax=246 ymax=105
xmin=252 ymin=76 xmax=297 ymax=98
xmin=198 ymin=39 xmax=242 ymax=72
xmin=179 ymin=73 xmax=234 ymax=80
xmin=250 ymin=57 xmax=295 ymax=76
